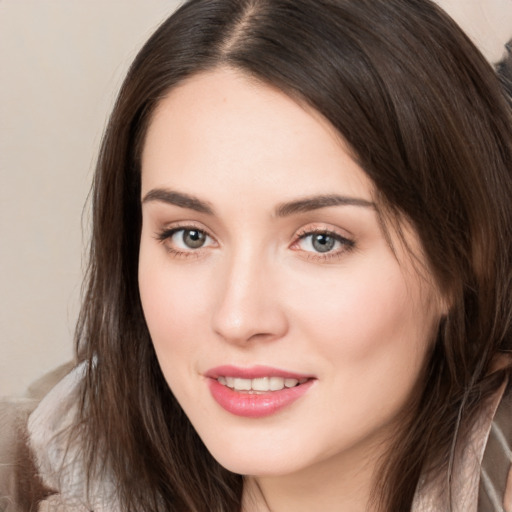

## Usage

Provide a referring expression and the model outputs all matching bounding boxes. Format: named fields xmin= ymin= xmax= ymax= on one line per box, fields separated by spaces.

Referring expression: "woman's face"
xmin=139 ymin=68 xmax=444 ymax=480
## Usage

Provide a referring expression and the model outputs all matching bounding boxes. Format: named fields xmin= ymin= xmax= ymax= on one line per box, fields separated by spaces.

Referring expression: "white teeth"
xmin=269 ymin=376 xmax=284 ymax=391
xmin=284 ymin=378 xmax=299 ymax=388
xmin=217 ymin=376 xmax=308 ymax=392
xmin=252 ymin=377 xmax=270 ymax=391
xmin=233 ymin=378 xmax=251 ymax=391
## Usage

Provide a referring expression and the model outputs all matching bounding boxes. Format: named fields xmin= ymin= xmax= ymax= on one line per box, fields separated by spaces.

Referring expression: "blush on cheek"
xmin=299 ymin=270 xmax=409 ymax=355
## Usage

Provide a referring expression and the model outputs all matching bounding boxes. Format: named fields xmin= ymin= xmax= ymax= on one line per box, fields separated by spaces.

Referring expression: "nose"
xmin=211 ymin=249 xmax=289 ymax=345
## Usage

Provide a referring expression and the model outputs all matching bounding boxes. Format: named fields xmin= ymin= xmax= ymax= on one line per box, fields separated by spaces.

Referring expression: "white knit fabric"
xmin=27 ymin=363 xmax=119 ymax=511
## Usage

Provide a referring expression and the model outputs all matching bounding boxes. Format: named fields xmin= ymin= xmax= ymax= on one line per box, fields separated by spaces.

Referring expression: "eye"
xmin=156 ymin=226 xmax=216 ymax=254
xmin=302 ymin=233 xmax=338 ymax=253
xmin=175 ymin=228 xmax=208 ymax=249
xmin=293 ymin=229 xmax=355 ymax=259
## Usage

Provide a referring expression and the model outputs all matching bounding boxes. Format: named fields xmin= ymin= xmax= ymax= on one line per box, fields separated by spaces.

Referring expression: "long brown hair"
xmin=74 ymin=0 xmax=512 ymax=510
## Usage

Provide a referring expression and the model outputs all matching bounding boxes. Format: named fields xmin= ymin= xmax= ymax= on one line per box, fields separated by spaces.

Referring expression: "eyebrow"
xmin=142 ymin=188 xmax=214 ymax=215
xmin=275 ymin=194 xmax=375 ymax=217
xmin=142 ymin=188 xmax=375 ymax=217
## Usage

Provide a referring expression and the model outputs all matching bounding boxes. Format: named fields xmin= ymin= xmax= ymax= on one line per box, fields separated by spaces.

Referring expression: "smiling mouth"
xmin=208 ymin=369 xmax=315 ymax=417
xmin=217 ymin=376 xmax=309 ymax=393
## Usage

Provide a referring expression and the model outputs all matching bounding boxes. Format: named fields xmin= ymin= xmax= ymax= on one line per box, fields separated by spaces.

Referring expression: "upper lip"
xmin=204 ymin=365 xmax=314 ymax=380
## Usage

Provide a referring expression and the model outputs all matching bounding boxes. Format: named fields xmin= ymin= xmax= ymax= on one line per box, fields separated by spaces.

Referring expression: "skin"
xmin=138 ymin=67 xmax=445 ymax=511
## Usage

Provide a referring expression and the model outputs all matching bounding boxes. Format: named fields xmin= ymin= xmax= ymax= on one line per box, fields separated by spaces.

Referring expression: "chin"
xmin=214 ymin=452 xmax=299 ymax=477
xmin=196 ymin=430 xmax=286 ymax=474
xmin=197 ymin=426 xmax=324 ymax=477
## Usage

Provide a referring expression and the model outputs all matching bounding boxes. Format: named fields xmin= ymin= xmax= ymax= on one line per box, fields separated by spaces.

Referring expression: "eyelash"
xmin=154 ymin=225 xmax=355 ymax=261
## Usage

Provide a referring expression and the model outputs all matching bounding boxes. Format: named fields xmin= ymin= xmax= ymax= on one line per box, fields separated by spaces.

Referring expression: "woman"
xmin=5 ymin=0 xmax=512 ymax=510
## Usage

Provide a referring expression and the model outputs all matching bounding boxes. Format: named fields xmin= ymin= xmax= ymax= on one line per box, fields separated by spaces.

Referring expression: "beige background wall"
xmin=0 ymin=1 xmax=182 ymax=397
xmin=1 ymin=0 xmax=511 ymax=397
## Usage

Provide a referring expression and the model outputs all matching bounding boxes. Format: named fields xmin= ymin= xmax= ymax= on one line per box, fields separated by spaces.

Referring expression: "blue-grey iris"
xmin=312 ymin=234 xmax=335 ymax=253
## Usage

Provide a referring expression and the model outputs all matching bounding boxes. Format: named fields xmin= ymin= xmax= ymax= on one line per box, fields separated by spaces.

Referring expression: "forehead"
xmin=140 ymin=67 xmax=374 ymax=202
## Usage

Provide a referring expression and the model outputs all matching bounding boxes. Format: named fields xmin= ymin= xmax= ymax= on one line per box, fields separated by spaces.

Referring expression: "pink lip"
xmin=204 ymin=365 xmax=313 ymax=380
xmin=205 ymin=365 xmax=315 ymax=418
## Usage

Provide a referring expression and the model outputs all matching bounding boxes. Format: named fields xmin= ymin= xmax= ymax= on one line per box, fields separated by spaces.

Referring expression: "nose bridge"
xmin=211 ymin=242 xmax=287 ymax=344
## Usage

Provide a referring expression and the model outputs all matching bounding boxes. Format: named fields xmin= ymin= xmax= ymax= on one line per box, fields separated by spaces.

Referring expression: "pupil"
xmin=183 ymin=230 xmax=205 ymax=249
xmin=312 ymin=234 xmax=335 ymax=253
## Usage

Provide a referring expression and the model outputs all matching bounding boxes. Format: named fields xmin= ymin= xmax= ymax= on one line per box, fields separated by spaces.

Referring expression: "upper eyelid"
xmin=159 ymin=221 xmax=215 ymax=238
xmin=297 ymin=228 xmax=345 ymax=237
xmin=294 ymin=224 xmax=353 ymax=241
xmin=161 ymin=220 xmax=208 ymax=230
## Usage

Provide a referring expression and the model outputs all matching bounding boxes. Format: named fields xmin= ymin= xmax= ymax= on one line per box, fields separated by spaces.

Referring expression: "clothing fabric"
xmin=2 ymin=364 xmax=512 ymax=511
xmin=412 ymin=376 xmax=512 ymax=512
xmin=0 ymin=363 xmax=118 ymax=512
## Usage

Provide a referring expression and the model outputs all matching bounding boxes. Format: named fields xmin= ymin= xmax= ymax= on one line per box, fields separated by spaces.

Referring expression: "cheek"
xmin=289 ymin=258 xmax=417 ymax=354
xmin=287 ymin=257 xmax=435 ymax=407
xmin=138 ymin=249 xmax=211 ymax=370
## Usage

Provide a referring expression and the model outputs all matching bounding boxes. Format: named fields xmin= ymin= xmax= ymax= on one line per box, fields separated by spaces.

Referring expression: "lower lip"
xmin=207 ymin=378 xmax=314 ymax=418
